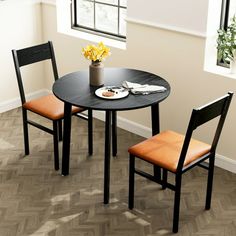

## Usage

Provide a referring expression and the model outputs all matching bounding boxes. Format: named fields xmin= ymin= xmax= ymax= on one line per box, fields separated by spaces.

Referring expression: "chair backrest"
xmin=177 ymin=92 xmax=233 ymax=172
xmin=12 ymin=41 xmax=59 ymax=104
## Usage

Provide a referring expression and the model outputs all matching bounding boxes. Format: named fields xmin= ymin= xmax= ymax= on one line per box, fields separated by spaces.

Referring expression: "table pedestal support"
xmin=151 ymin=104 xmax=161 ymax=179
xmin=112 ymin=111 xmax=117 ymax=157
xmin=88 ymin=109 xmax=93 ymax=155
xmin=104 ymin=110 xmax=112 ymax=204
xmin=62 ymin=102 xmax=72 ymax=176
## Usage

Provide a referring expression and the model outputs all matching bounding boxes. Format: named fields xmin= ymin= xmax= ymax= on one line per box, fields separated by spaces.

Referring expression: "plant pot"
xmin=89 ymin=61 xmax=104 ymax=86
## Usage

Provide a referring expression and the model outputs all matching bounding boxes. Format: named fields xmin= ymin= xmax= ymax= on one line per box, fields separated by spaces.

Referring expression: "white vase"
xmin=89 ymin=61 xmax=104 ymax=86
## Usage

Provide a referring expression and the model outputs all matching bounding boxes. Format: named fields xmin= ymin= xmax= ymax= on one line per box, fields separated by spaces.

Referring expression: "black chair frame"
xmin=129 ymin=92 xmax=233 ymax=233
xmin=12 ymin=41 xmax=93 ymax=170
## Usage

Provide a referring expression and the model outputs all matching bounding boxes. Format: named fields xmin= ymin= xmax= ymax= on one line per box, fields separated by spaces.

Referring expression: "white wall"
xmin=0 ymin=0 xmax=45 ymax=112
xmin=127 ymin=0 xmax=209 ymax=36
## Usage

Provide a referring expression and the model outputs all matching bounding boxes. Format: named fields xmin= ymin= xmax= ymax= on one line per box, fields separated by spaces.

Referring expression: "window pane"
xmin=97 ymin=0 xmax=118 ymax=5
xmin=95 ymin=3 xmax=118 ymax=34
xmin=77 ymin=0 xmax=94 ymax=28
xmin=73 ymin=0 xmax=126 ymax=39
xmin=120 ymin=0 xmax=127 ymax=7
xmin=119 ymin=8 xmax=126 ymax=36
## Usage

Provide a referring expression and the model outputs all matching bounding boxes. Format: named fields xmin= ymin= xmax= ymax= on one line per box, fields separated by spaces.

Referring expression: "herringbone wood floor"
xmin=0 ymin=108 xmax=235 ymax=236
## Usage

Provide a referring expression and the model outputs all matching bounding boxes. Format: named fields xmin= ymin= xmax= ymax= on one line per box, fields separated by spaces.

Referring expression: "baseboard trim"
xmin=0 ymin=89 xmax=49 ymax=113
xmin=92 ymin=110 xmax=236 ymax=174
xmin=92 ymin=110 xmax=152 ymax=138
xmin=215 ymin=154 xmax=236 ymax=173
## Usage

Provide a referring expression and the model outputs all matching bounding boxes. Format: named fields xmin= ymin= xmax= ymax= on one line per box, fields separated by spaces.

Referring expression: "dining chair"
xmin=128 ymin=92 xmax=233 ymax=233
xmin=12 ymin=41 xmax=93 ymax=171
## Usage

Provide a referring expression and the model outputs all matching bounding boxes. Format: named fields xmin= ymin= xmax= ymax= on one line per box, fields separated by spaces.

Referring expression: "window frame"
xmin=71 ymin=0 xmax=126 ymax=42
xmin=217 ymin=0 xmax=231 ymax=67
xmin=220 ymin=0 xmax=230 ymax=30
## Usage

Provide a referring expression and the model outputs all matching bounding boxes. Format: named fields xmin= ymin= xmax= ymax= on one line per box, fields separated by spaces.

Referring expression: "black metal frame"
xmin=128 ymin=92 xmax=233 ymax=233
xmin=12 ymin=41 xmax=93 ymax=171
xmin=71 ymin=0 xmax=126 ymax=41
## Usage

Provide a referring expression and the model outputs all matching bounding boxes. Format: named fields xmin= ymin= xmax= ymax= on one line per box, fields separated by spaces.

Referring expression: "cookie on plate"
xmin=102 ymin=91 xmax=115 ymax=97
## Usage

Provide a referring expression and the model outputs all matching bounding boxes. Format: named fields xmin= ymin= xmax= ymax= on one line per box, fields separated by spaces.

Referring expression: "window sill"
xmin=62 ymin=27 xmax=126 ymax=50
xmin=204 ymin=64 xmax=236 ymax=80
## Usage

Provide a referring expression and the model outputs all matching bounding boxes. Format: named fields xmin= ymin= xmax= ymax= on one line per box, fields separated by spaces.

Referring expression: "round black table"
xmin=53 ymin=68 xmax=170 ymax=204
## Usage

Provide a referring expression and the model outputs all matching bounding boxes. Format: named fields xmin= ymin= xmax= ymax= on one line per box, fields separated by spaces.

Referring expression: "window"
xmin=71 ymin=0 xmax=127 ymax=41
xmin=204 ymin=0 xmax=236 ymax=77
xmin=217 ymin=0 xmax=236 ymax=67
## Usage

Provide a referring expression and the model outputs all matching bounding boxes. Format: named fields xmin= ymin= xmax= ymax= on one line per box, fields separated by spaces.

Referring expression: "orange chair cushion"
xmin=128 ymin=130 xmax=211 ymax=173
xmin=23 ymin=94 xmax=84 ymax=120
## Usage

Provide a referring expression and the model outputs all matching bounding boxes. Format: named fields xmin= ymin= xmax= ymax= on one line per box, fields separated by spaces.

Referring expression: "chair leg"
xmin=53 ymin=121 xmax=60 ymax=171
xmin=88 ymin=109 xmax=93 ymax=155
xmin=22 ymin=108 xmax=29 ymax=155
xmin=162 ymin=169 xmax=168 ymax=190
xmin=154 ymin=166 xmax=161 ymax=181
xmin=173 ymin=174 xmax=182 ymax=233
xmin=129 ymin=154 xmax=135 ymax=209
xmin=205 ymin=156 xmax=215 ymax=210
xmin=58 ymin=119 xmax=63 ymax=141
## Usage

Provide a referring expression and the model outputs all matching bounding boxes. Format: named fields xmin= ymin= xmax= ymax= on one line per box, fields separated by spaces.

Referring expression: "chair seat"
xmin=23 ymin=94 xmax=84 ymax=120
xmin=128 ymin=130 xmax=211 ymax=172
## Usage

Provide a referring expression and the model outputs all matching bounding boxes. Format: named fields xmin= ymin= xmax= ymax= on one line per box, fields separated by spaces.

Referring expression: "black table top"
xmin=53 ymin=68 xmax=170 ymax=111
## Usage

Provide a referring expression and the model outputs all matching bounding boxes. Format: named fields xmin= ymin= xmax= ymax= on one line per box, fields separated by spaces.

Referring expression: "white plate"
xmin=95 ymin=86 xmax=129 ymax=100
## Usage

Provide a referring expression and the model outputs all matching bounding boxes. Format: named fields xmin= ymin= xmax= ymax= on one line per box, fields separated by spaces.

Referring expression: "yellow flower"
xmin=82 ymin=42 xmax=110 ymax=62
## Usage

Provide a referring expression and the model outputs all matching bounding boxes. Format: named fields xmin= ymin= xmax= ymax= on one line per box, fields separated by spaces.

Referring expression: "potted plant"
xmin=217 ymin=15 xmax=236 ymax=72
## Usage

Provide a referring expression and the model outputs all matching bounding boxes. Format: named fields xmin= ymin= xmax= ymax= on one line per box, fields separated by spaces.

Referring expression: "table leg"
xmin=112 ymin=111 xmax=117 ymax=157
xmin=151 ymin=103 xmax=160 ymax=135
xmin=151 ymin=104 xmax=161 ymax=179
xmin=61 ymin=102 xmax=72 ymax=176
xmin=88 ymin=109 xmax=93 ymax=155
xmin=104 ymin=110 xmax=112 ymax=204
